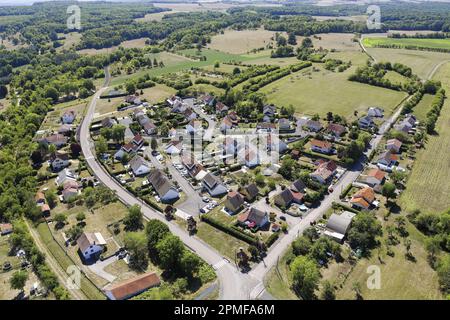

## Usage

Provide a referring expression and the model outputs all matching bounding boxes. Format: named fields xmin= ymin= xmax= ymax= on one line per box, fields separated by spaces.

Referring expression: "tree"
xmin=124 ymin=232 xmax=148 ymax=271
xmin=76 ymin=212 xmax=86 ymax=224
xmin=288 ymin=32 xmax=297 ymax=45
xmin=254 ymin=174 xmax=265 ymax=187
xmin=151 ymin=137 xmax=158 ymax=151
xmin=124 ymin=204 xmax=143 ymax=231
xmin=214 ymin=61 xmax=220 ymax=68
xmin=145 ymin=219 xmax=170 ymax=256
xmin=248 ymin=245 xmax=259 ymax=261
xmin=320 ymin=280 xmax=336 ymax=300
xmin=44 ymin=189 xmax=57 ymax=208
xmin=382 ymin=182 xmax=396 ymax=203
xmin=292 ymin=236 xmax=312 ymax=256
xmin=112 ymin=124 xmax=126 ymax=143
xmin=54 ymin=213 xmax=67 ymax=229
xmin=70 ymin=143 xmax=82 ymax=158
xmin=95 ymin=136 xmax=108 ymax=155
xmin=44 ymin=86 xmax=59 ymax=103
xmin=156 ymin=234 xmax=185 ymax=273
xmin=232 ymin=67 xmax=241 ymax=75
xmin=290 ymin=256 xmax=320 ymax=300
xmin=436 ymin=254 xmax=450 ymax=293
xmin=125 ymin=81 xmax=136 ymax=94
xmin=348 ymin=212 xmax=382 ymax=254
xmin=425 ymin=236 xmax=440 ymax=266
xmin=301 ymin=37 xmax=313 ymax=49
xmin=0 ymin=85 xmax=7 ymax=99
xmin=10 ymin=270 xmax=28 ymax=293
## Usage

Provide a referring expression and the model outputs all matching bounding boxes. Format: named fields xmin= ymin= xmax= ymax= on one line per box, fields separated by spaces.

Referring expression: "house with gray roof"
xmin=129 ymin=155 xmax=151 ymax=176
xmin=147 ymin=169 xmax=179 ymax=203
xmin=202 ymin=173 xmax=227 ymax=197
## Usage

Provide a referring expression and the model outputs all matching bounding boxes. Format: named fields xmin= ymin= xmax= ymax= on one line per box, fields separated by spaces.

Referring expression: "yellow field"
xmin=208 ymin=29 xmax=281 ymax=54
xmin=399 ymin=62 xmax=450 ymax=214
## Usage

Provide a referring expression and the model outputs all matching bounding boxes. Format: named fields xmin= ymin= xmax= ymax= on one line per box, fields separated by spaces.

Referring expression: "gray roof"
xmin=247 ymin=207 xmax=267 ymax=226
xmin=147 ymin=169 xmax=175 ymax=197
xmin=243 ymin=183 xmax=259 ymax=199
xmin=276 ymin=188 xmax=293 ymax=205
xmin=129 ymin=155 xmax=150 ymax=173
xmin=326 ymin=212 xmax=356 ymax=235
xmin=291 ymin=179 xmax=306 ymax=193
xmin=225 ymin=192 xmax=244 ymax=211
xmin=203 ymin=173 xmax=219 ymax=189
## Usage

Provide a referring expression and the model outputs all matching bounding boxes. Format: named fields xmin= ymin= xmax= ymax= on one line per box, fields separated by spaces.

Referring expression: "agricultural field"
xmin=312 ymin=33 xmax=360 ymax=51
xmin=363 ymin=37 xmax=450 ymax=51
xmin=399 ymin=62 xmax=450 ymax=215
xmin=208 ymin=28 xmax=280 ymax=54
xmin=77 ymin=38 xmax=149 ymax=56
xmin=412 ymin=94 xmax=434 ymax=122
xmin=260 ymin=64 xmax=407 ymax=119
xmin=365 ymin=47 xmax=450 ymax=80
xmin=312 ymin=15 xmax=368 ymax=22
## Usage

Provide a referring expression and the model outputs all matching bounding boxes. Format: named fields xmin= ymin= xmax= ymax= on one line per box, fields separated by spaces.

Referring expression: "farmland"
xmin=363 ymin=37 xmax=450 ymax=51
xmin=260 ymin=64 xmax=407 ymax=118
xmin=399 ymin=62 xmax=450 ymax=215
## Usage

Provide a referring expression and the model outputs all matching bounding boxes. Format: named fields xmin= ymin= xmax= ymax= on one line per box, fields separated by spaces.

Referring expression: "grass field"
xmin=399 ymin=62 xmax=450 ymax=215
xmin=78 ymin=38 xmax=149 ymax=55
xmin=312 ymin=33 xmax=360 ymax=51
xmin=363 ymin=37 xmax=450 ymax=51
xmin=412 ymin=93 xmax=434 ymax=122
xmin=208 ymin=28 xmax=279 ymax=54
xmin=57 ymin=32 xmax=82 ymax=52
xmin=383 ymin=70 xmax=410 ymax=86
xmin=260 ymin=64 xmax=407 ymax=118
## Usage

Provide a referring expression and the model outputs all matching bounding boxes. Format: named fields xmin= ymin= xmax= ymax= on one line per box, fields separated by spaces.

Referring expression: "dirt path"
xmin=25 ymin=221 xmax=86 ymax=300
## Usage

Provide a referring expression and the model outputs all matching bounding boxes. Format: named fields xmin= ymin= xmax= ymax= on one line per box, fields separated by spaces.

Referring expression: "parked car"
xmin=118 ymin=251 xmax=128 ymax=259
xmin=3 ymin=261 xmax=12 ymax=271
xmin=202 ymin=197 xmax=210 ymax=203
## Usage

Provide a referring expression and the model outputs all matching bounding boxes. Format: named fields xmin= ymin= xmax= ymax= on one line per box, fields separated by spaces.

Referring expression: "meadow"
xmin=412 ymin=93 xmax=434 ymax=122
xmin=399 ymin=62 xmax=450 ymax=215
xmin=363 ymin=37 xmax=450 ymax=51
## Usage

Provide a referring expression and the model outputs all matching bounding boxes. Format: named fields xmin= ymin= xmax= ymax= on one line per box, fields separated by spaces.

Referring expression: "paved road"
xmin=80 ymin=68 xmax=250 ymax=300
xmin=88 ymin=256 xmax=118 ymax=284
xmin=192 ymin=104 xmax=217 ymax=141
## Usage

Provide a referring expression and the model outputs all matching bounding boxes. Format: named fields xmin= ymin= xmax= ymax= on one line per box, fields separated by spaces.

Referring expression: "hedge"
xmin=332 ymin=202 xmax=360 ymax=214
xmin=200 ymin=215 xmax=258 ymax=245
xmin=265 ymin=232 xmax=280 ymax=248
xmin=339 ymin=183 xmax=353 ymax=199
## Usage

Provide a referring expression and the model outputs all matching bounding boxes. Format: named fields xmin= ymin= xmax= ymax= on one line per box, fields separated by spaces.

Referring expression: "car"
xmin=279 ymin=216 xmax=287 ymax=221
xmin=202 ymin=197 xmax=210 ymax=203
xmin=3 ymin=261 xmax=12 ymax=271
xmin=118 ymin=251 xmax=128 ymax=259
xmin=298 ymin=204 xmax=308 ymax=212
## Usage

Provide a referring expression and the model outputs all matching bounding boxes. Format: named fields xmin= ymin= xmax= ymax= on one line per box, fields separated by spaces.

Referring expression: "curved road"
xmin=80 ymin=68 xmax=254 ymax=300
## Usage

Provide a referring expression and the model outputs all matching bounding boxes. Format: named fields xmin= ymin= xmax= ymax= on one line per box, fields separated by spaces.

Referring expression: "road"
xmin=79 ymin=67 xmax=251 ymax=300
xmin=192 ymin=103 xmax=217 ymax=141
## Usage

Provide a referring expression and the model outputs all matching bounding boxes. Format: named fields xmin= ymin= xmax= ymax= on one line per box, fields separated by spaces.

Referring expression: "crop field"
xmin=208 ymin=28 xmax=280 ymax=54
xmin=363 ymin=37 xmax=450 ymax=51
xmin=260 ymin=64 xmax=407 ymax=118
xmin=365 ymin=47 xmax=450 ymax=80
xmin=312 ymin=33 xmax=360 ymax=51
xmin=412 ymin=93 xmax=434 ymax=122
xmin=399 ymin=62 xmax=450 ymax=215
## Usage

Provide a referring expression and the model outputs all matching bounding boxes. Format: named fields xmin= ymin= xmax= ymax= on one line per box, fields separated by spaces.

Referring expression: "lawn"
xmin=366 ymin=47 xmax=450 ymax=80
xmin=264 ymin=248 xmax=298 ymax=300
xmin=260 ymin=64 xmax=407 ymax=118
xmin=399 ymin=62 xmax=450 ymax=215
xmin=412 ymin=93 xmax=434 ymax=122
xmin=383 ymin=70 xmax=410 ymax=86
xmin=39 ymin=99 xmax=88 ymax=131
xmin=57 ymin=32 xmax=82 ymax=52
xmin=363 ymin=37 xmax=450 ymax=51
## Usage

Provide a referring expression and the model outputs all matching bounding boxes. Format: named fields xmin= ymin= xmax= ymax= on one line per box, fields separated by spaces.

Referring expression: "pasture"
xmin=208 ymin=29 xmax=280 ymax=54
xmin=399 ymin=62 xmax=450 ymax=215
xmin=412 ymin=93 xmax=434 ymax=122
xmin=312 ymin=33 xmax=360 ymax=51
xmin=260 ymin=65 xmax=407 ymax=118
xmin=77 ymin=38 xmax=149 ymax=55
xmin=363 ymin=37 xmax=450 ymax=51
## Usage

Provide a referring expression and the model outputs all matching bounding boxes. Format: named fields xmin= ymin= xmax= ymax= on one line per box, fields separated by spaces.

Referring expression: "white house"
xmin=56 ymin=168 xmax=77 ymax=186
xmin=310 ymin=139 xmax=333 ymax=154
xmin=50 ymin=152 xmax=70 ymax=171
xmin=61 ymin=110 xmax=76 ymax=124
xmin=77 ymin=232 xmax=106 ymax=261
xmin=310 ymin=160 xmax=337 ymax=185
xmin=186 ymin=119 xmax=203 ymax=135
xmin=165 ymin=140 xmax=183 ymax=155
xmin=239 ymin=148 xmax=260 ymax=168
xmin=129 ymin=155 xmax=151 ymax=176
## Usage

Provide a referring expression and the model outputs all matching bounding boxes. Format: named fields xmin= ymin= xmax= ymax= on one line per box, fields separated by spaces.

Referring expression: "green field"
xmin=412 ymin=93 xmax=434 ymax=122
xmin=399 ymin=62 xmax=450 ymax=215
xmin=260 ymin=64 xmax=407 ymax=118
xmin=363 ymin=37 xmax=450 ymax=51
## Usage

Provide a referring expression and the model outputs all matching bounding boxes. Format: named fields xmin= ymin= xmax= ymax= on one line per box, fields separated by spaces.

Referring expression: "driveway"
xmin=87 ymin=255 xmax=118 ymax=284
xmin=192 ymin=103 xmax=217 ymax=142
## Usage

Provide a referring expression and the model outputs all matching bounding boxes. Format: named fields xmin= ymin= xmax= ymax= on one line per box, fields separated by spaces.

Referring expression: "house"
xmin=61 ymin=110 xmax=76 ymax=124
xmin=224 ymin=191 xmax=245 ymax=214
xmin=310 ymin=139 xmax=333 ymax=154
xmin=220 ymin=116 xmax=234 ymax=133
xmin=171 ymin=99 xmax=188 ymax=113
xmin=290 ymin=179 xmax=306 ymax=193
xmin=278 ymin=118 xmax=291 ymax=131
xmin=256 ymin=122 xmax=277 ymax=133
xmin=142 ymin=121 xmax=157 ymax=135
xmin=114 ymin=134 xmax=143 ymax=160
xmin=77 ymin=232 xmax=107 ymax=260
xmin=0 ymin=223 xmax=13 ymax=236
xmin=305 ymin=120 xmax=323 ymax=132
xmin=240 ymin=183 xmax=259 ymax=202
xmin=227 ymin=111 xmax=239 ymax=125
xmin=104 ymin=272 xmax=160 ymax=300
xmin=326 ymin=123 xmax=346 ymax=137
xmin=262 ymin=105 xmax=276 ymax=122
xmin=376 ymin=150 xmax=399 ymax=168
xmin=274 ymin=188 xmax=304 ymax=208
xmin=101 ymin=117 xmax=116 ymax=128
xmin=41 ymin=204 xmax=50 ymax=217
xmin=200 ymin=94 xmax=215 ymax=107
xmin=147 ymin=169 xmax=179 ymax=203
xmin=350 ymin=187 xmax=376 ymax=210
xmin=404 ymin=114 xmax=417 ymax=126
xmin=358 ymin=115 xmax=375 ymax=129
xmin=324 ymin=211 xmax=356 ymax=242
xmin=386 ymin=138 xmax=402 ymax=154
xmin=361 ymin=168 xmax=386 ymax=188
xmin=310 ymin=160 xmax=337 ymax=185
xmin=41 ymin=134 xmax=68 ymax=148
xmin=215 ymin=102 xmax=228 ymax=115
xmin=133 ymin=108 xmax=146 ymax=119
xmin=62 ymin=187 xmax=79 ymax=202
xmin=394 ymin=121 xmax=413 ymax=133
xmin=166 ymin=95 xmax=182 ymax=107
xmin=165 ymin=140 xmax=183 ymax=155
xmin=125 ymin=95 xmax=141 ymax=105
xmin=35 ymin=192 xmax=46 ymax=205
xmin=181 ymin=152 xmax=205 ymax=179
xmin=168 ymin=128 xmax=177 ymax=139
xmin=186 ymin=119 xmax=203 ymax=135
xmin=183 ymin=108 xmax=197 ymax=121
xmin=237 ymin=207 xmax=269 ymax=229
xmin=239 ymin=148 xmax=260 ymax=168
xmin=202 ymin=173 xmax=227 ymax=197
xmin=58 ymin=124 xmax=73 ymax=135
xmin=50 ymin=152 xmax=70 ymax=171
xmin=266 ymin=134 xmax=288 ymax=153
xmin=56 ymin=168 xmax=77 ymax=186
xmin=129 ymin=155 xmax=151 ymax=176
xmin=368 ymin=107 xmax=384 ymax=118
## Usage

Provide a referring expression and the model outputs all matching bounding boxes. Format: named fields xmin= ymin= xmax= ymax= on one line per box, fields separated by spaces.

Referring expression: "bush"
xmin=200 ymin=215 xmax=258 ymax=245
